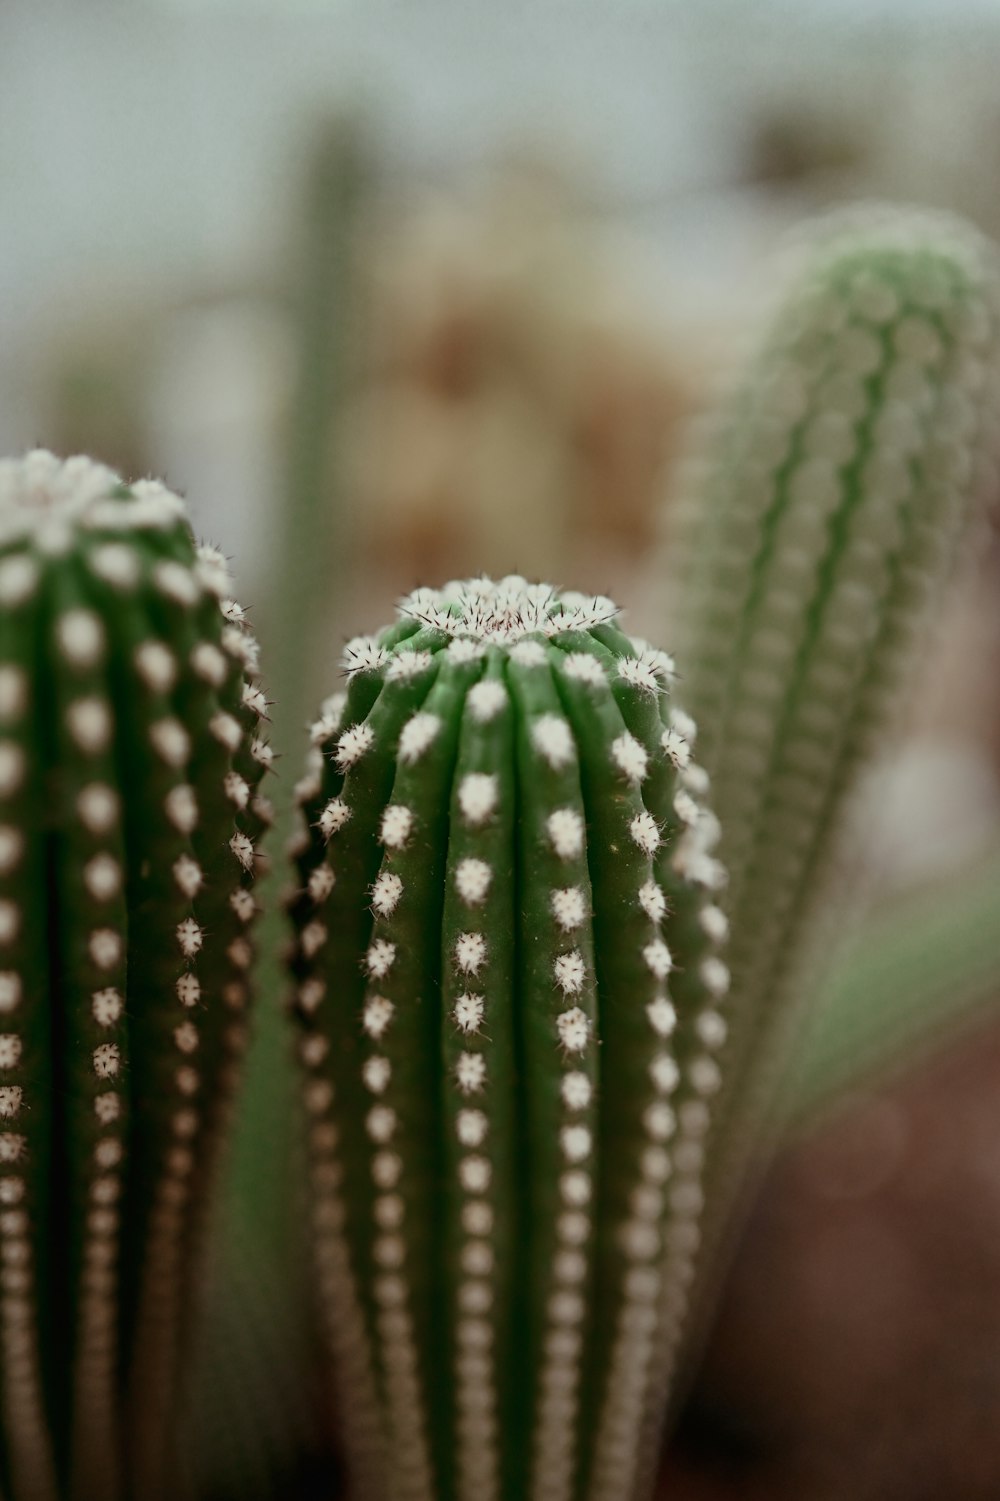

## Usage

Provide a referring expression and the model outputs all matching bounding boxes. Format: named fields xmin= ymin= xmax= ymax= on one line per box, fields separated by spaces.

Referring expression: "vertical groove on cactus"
xmin=0 ymin=451 xmax=269 ymax=1501
xmin=288 ymin=578 xmax=729 ymax=1501
xmin=650 ymin=208 xmax=1000 ymax=1474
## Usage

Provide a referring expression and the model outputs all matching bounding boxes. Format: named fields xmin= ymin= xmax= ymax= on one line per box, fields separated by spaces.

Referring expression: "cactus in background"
xmin=784 ymin=840 xmax=1000 ymax=1129
xmin=0 ymin=450 xmax=269 ymax=1501
xmin=287 ymin=577 xmax=730 ymax=1501
xmin=652 ymin=208 xmax=1000 ymax=1439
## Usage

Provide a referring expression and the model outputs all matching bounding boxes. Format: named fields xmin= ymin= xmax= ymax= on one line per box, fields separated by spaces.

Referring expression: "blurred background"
xmin=5 ymin=3 xmax=1000 ymax=1497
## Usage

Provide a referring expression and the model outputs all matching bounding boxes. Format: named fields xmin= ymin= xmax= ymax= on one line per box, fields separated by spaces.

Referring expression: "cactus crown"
xmin=289 ymin=576 xmax=731 ymax=1501
xmin=0 ymin=451 xmax=269 ymax=1501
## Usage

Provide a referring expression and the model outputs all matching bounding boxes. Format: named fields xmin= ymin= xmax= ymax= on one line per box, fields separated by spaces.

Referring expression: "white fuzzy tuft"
xmin=398 ymin=711 xmax=441 ymax=764
xmin=88 ymin=929 xmax=122 ymax=970
xmin=242 ymin=681 xmax=269 ymax=719
xmin=671 ymin=707 xmax=698 ymax=745
xmin=371 ymin=870 xmax=403 ymax=916
xmin=154 ymin=561 xmax=199 ymax=606
xmin=458 ymin=773 xmax=498 ymax=826
xmin=637 ymin=880 xmax=667 ymax=923
xmin=699 ymin=904 xmax=729 ymax=943
xmin=318 ymin=798 xmax=351 ymax=840
xmin=696 ymin=1010 xmax=728 ymax=1050
xmin=660 ymin=724 xmax=690 ymax=767
xmin=0 ymin=556 xmax=39 ymax=606
xmin=176 ymin=974 xmax=201 ymax=1008
xmin=172 ymin=855 xmax=203 ymax=899
xmin=456 ymin=1109 xmax=488 ymax=1147
xmin=509 ymin=640 xmax=547 ymax=668
xmin=550 ymin=886 xmax=587 ymax=931
xmin=455 ymin=932 xmax=487 ymax=975
xmin=83 ymin=854 xmax=121 ymax=902
xmin=561 ymin=1125 xmax=592 ymax=1162
xmin=532 ymin=714 xmax=576 ymax=769
xmin=556 ymin=1008 xmax=591 ymax=1054
xmin=455 ymin=857 xmax=492 ymax=906
xmin=150 ymin=718 xmax=190 ymax=769
xmin=643 ymin=939 xmax=673 ymax=980
xmin=561 ymin=1072 xmax=592 ymax=1110
xmin=0 ymin=828 xmax=22 ymax=876
xmin=335 ymin=723 xmax=374 ymax=769
xmin=300 ymin=921 xmax=327 ymax=959
xmin=210 ymin=712 xmax=242 ymax=753
xmin=176 ymin=918 xmax=204 ymax=957
xmin=455 ymin=1052 xmax=487 ymax=1093
xmin=629 ymin=811 xmax=661 ymax=856
xmin=165 ymin=784 xmax=198 ymax=834
xmin=89 ymin=542 xmax=140 ymax=590
xmin=561 ymin=650 xmax=608 ymax=686
xmin=343 ymin=636 xmax=390 ymax=676
xmin=76 ymin=783 xmax=119 ymax=834
xmin=467 ymin=680 xmax=507 ymax=723
xmin=646 ymin=997 xmax=677 ymax=1038
xmin=611 ymin=732 xmax=649 ymax=783
xmin=553 ymin=951 xmax=586 ymax=995
xmin=92 ymin=1043 xmax=120 ymax=1079
xmin=307 ymin=865 xmax=336 ymax=904
xmin=0 ymin=974 xmax=21 ymax=1014
xmin=379 ymin=804 xmax=413 ymax=849
xmin=57 ymin=609 xmax=105 ymax=669
xmin=700 ymin=957 xmax=731 ymax=997
xmin=229 ymin=831 xmax=255 ymax=870
xmin=0 ymin=1086 xmax=22 ymax=1120
xmin=363 ymin=995 xmax=394 ymax=1039
xmin=365 ymin=939 xmax=396 ymax=979
xmin=650 ymin=1054 xmax=680 ymax=1094
xmin=362 ymin=1056 xmax=391 ymax=1094
xmin=67 ymin=698 xmax=113 ymax=755
xmin=298 ymin=978 xmax=326 ymax=1014
xmin=386 ymin=648 xmax=434 ymax=682
xmin=453 ymin=993 xmax=485 ymax=1033
xmin=547 ymin=809 xmax=585 ymax=860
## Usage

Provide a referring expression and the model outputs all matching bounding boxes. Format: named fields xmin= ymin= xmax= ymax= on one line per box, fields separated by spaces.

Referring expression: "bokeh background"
xmin=4 ymin=3 xmax=1000 ymax=1497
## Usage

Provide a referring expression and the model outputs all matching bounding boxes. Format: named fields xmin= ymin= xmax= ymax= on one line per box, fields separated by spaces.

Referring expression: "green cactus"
xmin=651 ymin=207 xmax=1000 ymax=1440
xmin=0 ymin=450 xmax=270 ymax=1501
xmin=286 ymin=577 xmax=731 ymax=1501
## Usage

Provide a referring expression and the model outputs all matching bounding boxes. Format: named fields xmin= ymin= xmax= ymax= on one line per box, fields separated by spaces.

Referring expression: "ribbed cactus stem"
xmin=288 ymin=577 xmax=730 ymax=1501
xmin=0 ymin=451 xmax=270 ymax=1501
xmin=653 ymin=207 xmax=1000 ymax=1458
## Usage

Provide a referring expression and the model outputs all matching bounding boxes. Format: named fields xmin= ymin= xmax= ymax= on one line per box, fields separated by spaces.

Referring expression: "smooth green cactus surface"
xmin=660 ymin=209 xmax=1000 ymax=1250
xmin=288 ymin=577 xmax=730 ymax=1501
xmin=0 ymin=451 xmax=270 ymax=1501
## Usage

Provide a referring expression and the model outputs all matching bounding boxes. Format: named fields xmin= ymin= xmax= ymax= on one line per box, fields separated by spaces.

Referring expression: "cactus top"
xmin=291 ymin=577 xmax=729 ymax=1501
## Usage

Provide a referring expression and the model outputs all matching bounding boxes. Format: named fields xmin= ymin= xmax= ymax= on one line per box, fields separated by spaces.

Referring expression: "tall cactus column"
xmin=0 ymin=451 xmax=270 ymax=1501
xmin=288 ymin=577 xmax=730 ymax=1501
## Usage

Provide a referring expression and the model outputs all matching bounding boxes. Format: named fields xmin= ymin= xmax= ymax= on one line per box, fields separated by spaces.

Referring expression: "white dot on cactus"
xmin=674 ymin=1140 xmax=706 ymax=1178
xmin=88 ymin=542 xmax=140 ymax=590
xmin=54 ymin=608 xmax=105 ymax=670
xmin=365 ymin=939 xmax=396 ymax=980
xmin=92 ymin=1043 xmax=120 ymax=1079
xmin=459 ymin=1156 xmax=491 ymax=1194
xmin=456 ymin=1108 xmax=488 ymax=1147
xmin=342 ymin=636 xmax=390 ymax=676
xmin=690 ymin=1056 xmax=722 ymax=1096
xmin=650 ymin=1054 xmax=680 ymax=1095
xmin=559 ymin=1171 xmax=592 ymax=1210
xmin=67 ymin=698 xmax=112 ymax=755
xmin=221 ymin=771 xmax=250 ymax=811
xmin=194 ymin=544 xmax=233 ymax=597
xmin=455 ymin=858 xmax=492 ymax=906
xmin=374 ymin=1234 xmax=406 ymax=1270
xmin=149 ymin=718 xmax=191 ymax=769
xmin=548 ymin=886 xmax=584 ymax=933
xmin=229 ymin=832 xmax=255 ymax=871
xmin=644 ymin=1102 xmax=676 ymax=1142
xmin=696 ymin=1010 xmax=728 ymax=1051
xmin=189 ymin=641 xmax=228 ymax=688
xmin=670 ymin=1180 xmax=705 ymax=1220
xmin=164 ymin=784 xmax=198 ymax=834
xmin=374 ymin=1194 xmax=405 ymax=1230
xmin=646 ymin=997 xmax=677 ymax=1039
xmin=398 ymin=711 xmax=442 ymax=764
xmin=561 ymin=652 xmax=607 ymax=686
xmin=699 ymin=904 xmax=729 ymax=944
xmin=556 ymin=1008 xmax=591 ymax=1055
xmin=0 ymin=1177 xmax=24 ymax=1206
xmin=363 ymin=995 xmax=394 ymax=1039
xmin=700 ymin=957 xmax=731 ymax=998
xmin=366 ymin=1105 xmax=397 ymax=1144
xmin=170 ymin=1107 xmax=198 ymax=1139
xmin=455 ymin=1317 xmax=492 ymax=1352
xmin=93 ymin=1138 xmax=122 ymax=1171
xmin=0 ymin=905 xmax=19 ymax=946
xmin=532 ymin=715 xmax=576 ymax=770
xmin=447 ymin=637 xmax=486 ymax=666
xmin=372 ymin=1151 xmax=403 ymax=1189
xmin=560 ymin=1126 xmax=592 ymax=1164
xmin=610 ymin=732 xmax=648 ymax=784
xmin=152 ymin=560 xmax=199 ymax=607
xmin=553 ymin=952 xmax=586 ymax=995
xmin=319 ymin=798 xmax=354 ymax=846
xmin=88 ymin=929 xmax=122 ymax=971
xmin=458 ymin=773 xmax=499 ymax=827
xmin=456 ymin=1052 xmax=487 ymax=1094
xmin=91 ymin=987 xmax=123 ymax=1027
xmin=242 ymin=681 xmax=269 ymax=719
xmin=227 ymin=937 xmax=253 ymax=970
xmin=84 ymin=854 xmax=121 ymax=902
xmin=209 ymin=712 xmax=242 ymax=753
xmin=453 ymin=993 xmax=485 ymax=1034
xmin=0 ymin=1087 xmax=21 ymax=1120
xmin=617 ymin=657 xmax=659 ymax=694
xmin=642 ymin=940 xmax=673 ymax=981
xmin=362 ymin=1055 xmax=391 ymax=1094
xmin=379 ymin=804 xmax=414 ymax=850
xmin=371 ymin=870 xmax=402 ymax=917
xmin=171 ymin=855 xmax=203 ymax=900
xmin=547 ymin=809 xmax=585 ymax=861
xmin=629 ymin=812 xmax=661 ymax=857
xmin=509 ymin=640 xmax=547 ymax=668
xmin=637 ymin=881 xmax=667 ymax=925
xmin=560 ymin=1072 xmax=592 ymax=1111
xmin=307 ymin=865 xmax=336 ymax=905
xmin=173 ymin=1021 xmax=199 ymax=1055
xmin=673 ymin=789 xmax=699 ymax=828
xmin=462 ymin=1200 xmax=492 ymax=1236
xmin=0 ymin=556 xmax=38 ymax=607
xmin=250 ymin=738 xmax=273 ymax=768
xmin=386 ymin=648 xmax=435 ymax=682
xmin=553 ymin=1248 xmax=587 ymax=1285
xmin=461 ymin=1241 xmax=493 ymax=1277
xmin=175 ymin=974 xmax=201 ymax=1008
xmin=75 ymin=783 xmax=119 ymax=836
xmin=631 ymin=1183 xmax=664 ymax=1222
xmin=0 ymin=1135 xmax=26 ymax=1163
xmin=0 ymin=974 xmax=18 ymax=1015
xmin=300 ymin=921 xmax=328 ymax=960
xmin=621 ymin=1220 xmax=660 ymax=1263
xmin=454 ymin=932 xmax=488 ymax=976
xmin=175 ymin=918 xmax=204 ymax=957
xmin=467 ymin=680 xmax=507 ymax=723
xmin=335 ymin=722 xmax=375 ymax=771
xmin=175 ymin=1065 xmax=200 ymax=1096
xmin=131 ymin=641 xmax=177 ymax=697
